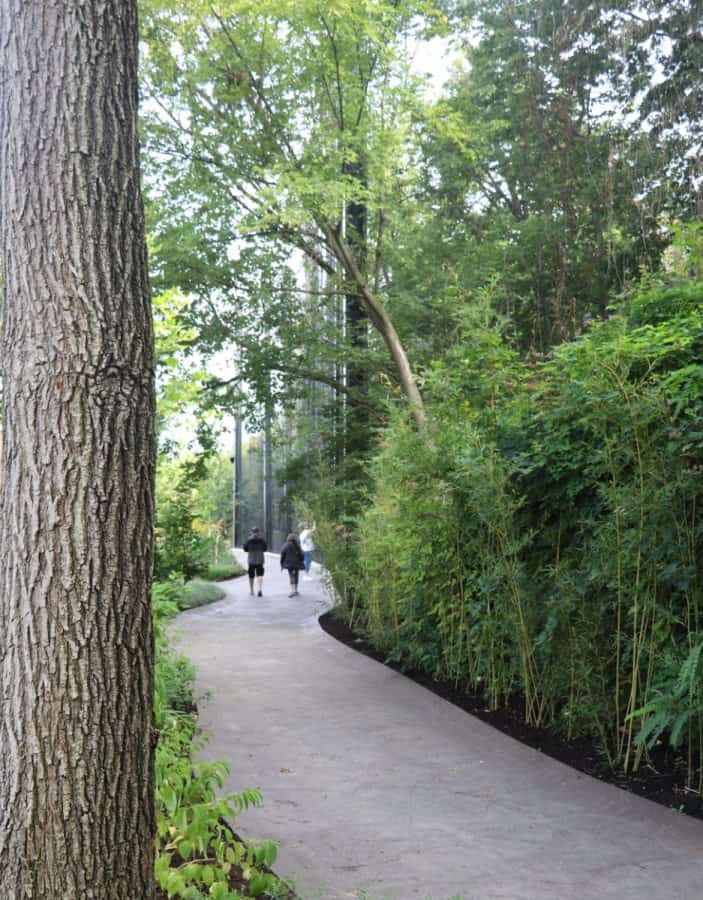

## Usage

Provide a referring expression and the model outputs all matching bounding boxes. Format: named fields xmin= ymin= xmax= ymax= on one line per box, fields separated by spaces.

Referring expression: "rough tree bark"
xmin=0 ymin=2 xmax=156 ymax=897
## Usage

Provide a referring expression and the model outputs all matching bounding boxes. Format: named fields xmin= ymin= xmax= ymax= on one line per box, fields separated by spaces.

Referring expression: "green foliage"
xmin=155 ymin=711 xmax=285 ymax=899
xmin=154 ymin=578 xmax=185 ymax=622
xmin=154 ymin=290 xmax=209 ymax=422
xmin=193 ymin=454 xmax=235 ymax=535
xmin=155 ymin=491 xmax=214 ymax=581
xmin=154 ymin=491 xmax=211 ymax=579
xmin=156 ymin=454 xmax=219 ymax=582
xmin=153 ymin=585 xmax=293 ymax=899
xmin=154 ymin=592 xmax=197 ymax=712
xmin=141 ymin=0 xmax=703 ymax=525
xmin=409 ymin=0 xmax=703 ymax=363
xmin=629 ymin=641 xmax=703 ymax=753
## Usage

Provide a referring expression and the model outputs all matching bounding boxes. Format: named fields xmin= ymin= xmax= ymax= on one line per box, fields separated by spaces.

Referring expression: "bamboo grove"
xmin=317 ymin=262 xmax=703 ymax=790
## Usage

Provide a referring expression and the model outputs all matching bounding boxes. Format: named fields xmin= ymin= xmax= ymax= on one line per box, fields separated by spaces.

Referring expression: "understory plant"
xmin=153 ymin=583 xmax=292 ymax=899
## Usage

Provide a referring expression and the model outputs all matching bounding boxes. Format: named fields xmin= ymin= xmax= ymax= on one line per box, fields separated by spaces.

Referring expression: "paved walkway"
xmin=175 ymin=553 xmax=703 ymax=900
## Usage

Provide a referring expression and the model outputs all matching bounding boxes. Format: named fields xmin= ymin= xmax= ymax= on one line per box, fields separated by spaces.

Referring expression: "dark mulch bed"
xmin=319 ymin=608 xmax=703 ymax=821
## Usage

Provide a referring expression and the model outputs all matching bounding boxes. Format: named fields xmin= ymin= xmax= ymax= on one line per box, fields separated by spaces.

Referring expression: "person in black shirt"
xmin=243 ymin=526 xmax=267 ymax=597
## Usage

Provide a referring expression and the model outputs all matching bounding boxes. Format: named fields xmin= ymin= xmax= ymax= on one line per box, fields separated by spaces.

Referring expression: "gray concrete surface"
xmin=175 ymin=552 xmax=703 ymax=900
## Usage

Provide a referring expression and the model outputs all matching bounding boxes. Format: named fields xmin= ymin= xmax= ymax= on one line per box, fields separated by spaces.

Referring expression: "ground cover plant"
xmin=153 ymin=582 xmax=294 ymax=899
xmin=316 ymin=266 xmax=703 ymax=803
xmin=179 ymin=579 xmax=227 ymax=610
xmin=206 ymin=559 xmax=246 ymax=582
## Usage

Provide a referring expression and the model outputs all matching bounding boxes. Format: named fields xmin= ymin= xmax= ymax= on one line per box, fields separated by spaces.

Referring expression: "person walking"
xmin=280 ymin=532 xmax=304 ymax=598
xmin=299 ymin=523 xmax=316 ymax=575
xmin=243 ymin=526 xmax=267 ymax=597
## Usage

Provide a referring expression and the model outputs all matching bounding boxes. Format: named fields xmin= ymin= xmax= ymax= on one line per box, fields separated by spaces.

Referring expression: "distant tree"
xmin=428 ymin=0 xmax=680 ymax=350
xmin=0 ymin=1 xmax=156 ymax=896
xmin=613 ymin=0 xmax=703 ymax=214
xmin=195 ymin=453 xmax=235 ymax=529
xmin=155 ymin=452 xmax=214 ymax=581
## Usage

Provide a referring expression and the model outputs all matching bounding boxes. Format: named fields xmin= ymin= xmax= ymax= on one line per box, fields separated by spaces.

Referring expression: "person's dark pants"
xmin=248 ymin=563 xmax=264 ymax=594
xmin=286 ymin=568 xmax=300 ymax=589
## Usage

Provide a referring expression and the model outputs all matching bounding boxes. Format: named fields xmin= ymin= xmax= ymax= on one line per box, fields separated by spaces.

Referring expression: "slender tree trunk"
xmin=321 ymin=223 xmax=427 ymax=433
xmin=263 ymin=398 xmax=273 ymax=545
xmin=0 ymin=2 xmax=156 ymax=898
xmin=343 ymin=159 xmax=370 ymax=470
xmin=233 ymin=414 xmax=243 ymax=546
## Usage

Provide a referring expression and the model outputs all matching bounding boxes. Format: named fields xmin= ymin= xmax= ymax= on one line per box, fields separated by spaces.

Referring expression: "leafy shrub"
xmin=157 ymin=651 xmax=196 ymax=713
xmin=155 ymin=484 xmax=214 ymax=581
xmin=154 ymin=578 xmax=184 ymax=623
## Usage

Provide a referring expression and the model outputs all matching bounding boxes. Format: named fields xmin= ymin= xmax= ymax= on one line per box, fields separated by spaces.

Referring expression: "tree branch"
xmin=320 ymin=13 xmax=345 ymax=133
xmin=206 ymin=364 xmax=375 ymax=407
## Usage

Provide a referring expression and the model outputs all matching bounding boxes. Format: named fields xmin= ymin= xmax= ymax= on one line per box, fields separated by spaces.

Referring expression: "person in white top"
xmin=299 ymin=523 xmax=316 ymax=574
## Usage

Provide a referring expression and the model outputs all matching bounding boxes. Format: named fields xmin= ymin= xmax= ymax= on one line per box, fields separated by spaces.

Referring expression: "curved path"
xmin=175 ymin=553 xmax=703 ymax=900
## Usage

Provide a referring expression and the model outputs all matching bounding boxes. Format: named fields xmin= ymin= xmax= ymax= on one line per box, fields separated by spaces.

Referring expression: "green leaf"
xmin=178 ymin=839 xmax=194 ymax=861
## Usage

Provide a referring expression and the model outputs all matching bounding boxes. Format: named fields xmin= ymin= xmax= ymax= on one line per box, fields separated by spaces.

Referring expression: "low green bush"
xmin=180 ymin=579 xmax=226 ymax=609
xmin=155 ymin=709 xmax=289 ymax=899
xmin=156 ymin=651 xmax=196 ymax=713
xmin=205 ymin=562 xmax=245 ymax=582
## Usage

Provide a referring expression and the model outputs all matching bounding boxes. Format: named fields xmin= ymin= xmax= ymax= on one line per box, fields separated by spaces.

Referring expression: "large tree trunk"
xmin=0 ymin=2 xmax=156 ymax=897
